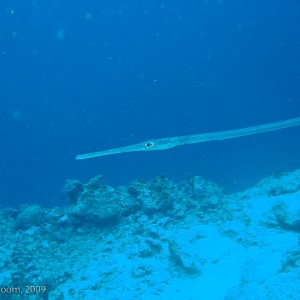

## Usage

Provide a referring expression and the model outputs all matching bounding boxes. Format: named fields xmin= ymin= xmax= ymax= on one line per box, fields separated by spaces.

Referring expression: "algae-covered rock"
xmin=168 ymin=240 xmax=201 ymax=275
xmin=264 ymin=200 xmax=300 ymax=232
xmin=187 ymin=175 xmax=223 ymax=209
xmin=69 ymin=175 xmax=135 ymax=224
xmin=128 ymin=176 xmax=176 ymax=214
xmin=65 ymin=174 xmax=224 ymax=225
xmin=63 ymin=179 xmax=84 ymax=204
xmin=69 ymin=176 xmax=120 ymax=223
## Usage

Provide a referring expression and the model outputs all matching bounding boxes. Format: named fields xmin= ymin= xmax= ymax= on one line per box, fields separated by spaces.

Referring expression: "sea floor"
xmin=0 ymin=170 xmax=300 ymax=300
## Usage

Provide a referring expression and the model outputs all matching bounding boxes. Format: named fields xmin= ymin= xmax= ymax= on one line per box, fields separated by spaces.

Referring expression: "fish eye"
xmin=144 ymin=141 xmax=155 ymax=149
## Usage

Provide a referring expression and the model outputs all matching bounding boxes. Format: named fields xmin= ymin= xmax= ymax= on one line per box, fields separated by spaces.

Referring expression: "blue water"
xmin=1 ymin=0 xmax=299 ymax=208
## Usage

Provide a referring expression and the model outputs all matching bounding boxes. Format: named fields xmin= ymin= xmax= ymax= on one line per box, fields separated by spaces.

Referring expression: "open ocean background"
xmin=1 ymin=0 xmax=299 ymax=208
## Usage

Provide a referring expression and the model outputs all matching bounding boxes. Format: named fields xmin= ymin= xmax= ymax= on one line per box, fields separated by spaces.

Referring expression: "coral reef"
xmin=0 ymin=170 xmax=300 ymax=299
